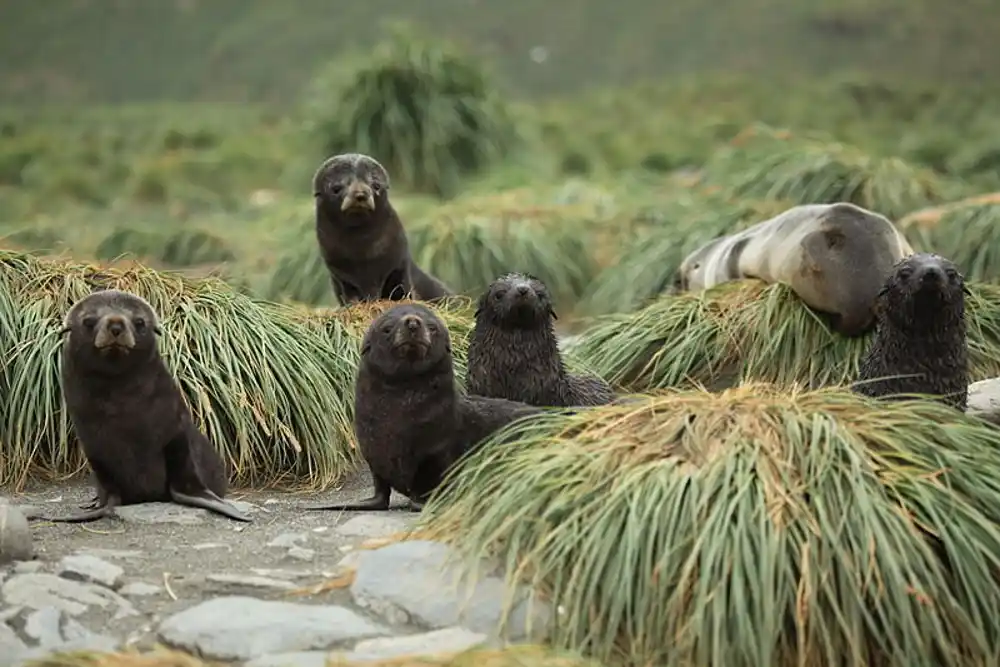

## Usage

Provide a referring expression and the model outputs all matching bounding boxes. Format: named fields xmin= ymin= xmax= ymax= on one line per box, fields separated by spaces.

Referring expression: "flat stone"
xmin=285 ymin=547 xmax=315 ymax=562
xmin=157 ymin=595 xmax=390 ymax=661
xmin=243 ymin=652 xmax=332 ymax=667
xmin=75 ymin=548 xmax=143 ymax=560
xmin=13 ymin=505 xmax=43 ymax=521
xmin=967 ymin=377 xmax=1000 ymax=425
xmin=1 ymin=573 xmax=137 ymax=619
xmin=119 ymin=582 xmax=162 ymax=597
xmin=11 ymin=562 xmax=42 ymax=575
xmin=205 ymin=574 xmax=298 ymax=591
xmin=23 ymin=607 xmax=63 ymax=647
xmin=346 ymin=627 xmax=488 ymax=661
xmin=335 ymin=515 xmax=415 ymax=539
xmin=10 ymin=634 xmax=120 ymax=666
xmin=351 ymin=540 xmax=551 ymax=642
xmin=0 ymin=505 xmax=33 ymax=564
xmin=267 ymin=532 xmax=307 ymax=548
xmin=115 ymin=503 xmax=206 ymax=525
xmin=0 ymin=624 xmax=27 ymax=661
xmin=192 ymin=542 xmax=230 ymax=551
xmin=58 ymin=554 xmax=125 ymax=589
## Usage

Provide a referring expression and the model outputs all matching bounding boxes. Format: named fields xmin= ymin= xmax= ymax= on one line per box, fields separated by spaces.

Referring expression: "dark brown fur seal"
xmin=46 ymin=289 xmax=251 ymax=523
xmin=852 ymin=253 xmax=969 ymax=410
xmin=313 ymin=153 xmax=452 ymax=305
xmin=305 ymin=303 xmax=541 ymax=512
xmin=674 ymin=202 xmax=915 ymax=336
xmin=466 ymin=273 xmax=614 ymax=407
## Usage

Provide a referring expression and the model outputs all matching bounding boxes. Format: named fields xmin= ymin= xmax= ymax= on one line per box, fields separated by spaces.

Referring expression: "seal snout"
xmin=340 ymin=179 xmax=375 ymax=212
xmin=94 ymin=314 xmax=136 ymax=351
xmin=916 ymin=263 xmax=944 ymax=285
xmin=391 ymin=312 xmax=432 ymax=354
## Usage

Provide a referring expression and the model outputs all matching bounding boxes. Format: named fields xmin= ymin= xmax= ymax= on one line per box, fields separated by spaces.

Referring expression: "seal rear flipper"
xmin=45 ymin=492 xmax=121 ymax=523
xmin=169 ymin=488 xmax=252 ymax=522
xmin=303 ymin=472 xmax=392 ymax=511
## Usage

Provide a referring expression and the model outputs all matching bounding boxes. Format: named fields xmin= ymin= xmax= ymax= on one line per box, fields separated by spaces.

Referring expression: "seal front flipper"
xmin=304 ymin=472 xmax=392 ymax=511
xmin=163 ymin=430 xmax=253 ymax=523
xmin=46 ymin=492 xmax=122 ymax=523
xmin=407 ymin=499 xmax=424 ymax=512
xmin=169 ymin=488 xmax=252 ymax=522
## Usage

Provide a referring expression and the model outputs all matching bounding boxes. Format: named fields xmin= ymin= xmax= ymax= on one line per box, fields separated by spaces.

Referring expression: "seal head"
xmin=60 ymin=289 xmax=162 ymax=375
xmin=362 ymin=303 xmax=451 ymax=379
xmin=476 ymin=272 xmax=557 ymax=329
xmin=877 ymin=252 xmax=968 ymax=331
xmin=312 ymin=153 xmax=391 ymax=224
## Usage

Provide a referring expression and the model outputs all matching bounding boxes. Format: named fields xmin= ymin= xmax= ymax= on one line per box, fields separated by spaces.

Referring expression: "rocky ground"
xmin=0 ymin=472 xmax=551 ymax=667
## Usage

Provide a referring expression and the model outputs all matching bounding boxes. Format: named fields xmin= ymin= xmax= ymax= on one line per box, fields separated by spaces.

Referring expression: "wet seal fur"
xmin=48 ymin=289 xmax=251 ymax=523
xmin=673 ymin=202 xmax=914 ymax=336
xmin=466 ymin=273 xmax=615 ymax=407
xmin=313 ymin=153 xmax=452 ymax=305
xmin=853 ymin=252 xmax=970 ymax=411
xmin=305 ymin=303 xmax=541 ymax=512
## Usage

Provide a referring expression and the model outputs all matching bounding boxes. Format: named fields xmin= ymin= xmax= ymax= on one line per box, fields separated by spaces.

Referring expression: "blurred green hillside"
xmin=2 ymin=0 xmax=999 ymax=105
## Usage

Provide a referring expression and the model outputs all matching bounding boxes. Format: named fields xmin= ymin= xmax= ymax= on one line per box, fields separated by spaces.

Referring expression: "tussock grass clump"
xmin=899 ymin=196 xmax=1000 ymax=283
xmin=421 ymin=384 xmax=1000 ymax=666
xmin=0 ymin=250 xmax=359 ymax=491
xmin=26 ymin=645 xmax=601 ymax=667
xmin=96 ymin=228 xmax=235 ymax=268
xmin=303 ymin=23 xmax=521 ymax=198
xmin=580 ymin=196 xmax=792 ymax=316
xmin=574 ymin=279 xmax=1000 ymax=392
xmin=703 ymin=124 xmax=947 ymax=219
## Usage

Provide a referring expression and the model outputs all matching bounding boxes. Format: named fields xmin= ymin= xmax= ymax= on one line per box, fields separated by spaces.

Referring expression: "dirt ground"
xmin=4 ymin=469 xmax=422 ymax=650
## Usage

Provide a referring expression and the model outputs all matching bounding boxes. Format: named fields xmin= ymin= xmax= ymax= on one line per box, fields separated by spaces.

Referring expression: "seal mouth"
xmin=341 ymin=198 xmax=375 ymax=213
xmin=392 ymin=340 xmax=430 ymax=359
xmin=95 ymin=342 xmax=133 ymax=356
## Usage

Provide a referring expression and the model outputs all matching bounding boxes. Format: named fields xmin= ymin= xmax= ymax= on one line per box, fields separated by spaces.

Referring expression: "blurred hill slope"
xmin=2 ymin=0 xmax=997 ymax=105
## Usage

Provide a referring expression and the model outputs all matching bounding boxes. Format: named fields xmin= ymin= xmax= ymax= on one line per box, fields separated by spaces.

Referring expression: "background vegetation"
xmin=5 ymin=4 xmax=1000 ymax=665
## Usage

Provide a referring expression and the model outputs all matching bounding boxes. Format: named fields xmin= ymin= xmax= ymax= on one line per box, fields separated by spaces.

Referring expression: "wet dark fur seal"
xmin=46 ymin=289 xmax=251 ymax=523
xmin=466 ymin=273 xmax=614 ymax=407
xmin=673 ymin=202 xmax=915 ymax=336
xmin=313 ymin=153 xmax=452 ymax=306
xmin=305 ymin=303 xmax=541 ymax=512
xmin=853 ymin=253 xmax=969 ymax=410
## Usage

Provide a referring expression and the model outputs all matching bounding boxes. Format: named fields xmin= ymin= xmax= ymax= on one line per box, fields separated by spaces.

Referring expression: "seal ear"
xmin=153 ymin=325 xmax=163 ymax=336
xmin=361 ymin=341 xmax=372 ymax=356
xmin=549 ymin=307 xmax=558 ymax=321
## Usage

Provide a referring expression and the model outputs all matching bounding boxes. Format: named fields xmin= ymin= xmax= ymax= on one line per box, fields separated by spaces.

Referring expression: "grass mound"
xmin=572 ymin=279 xmax=1000 ymax=392
xmin=899 ymin=196 xmax=1000 ymax=284
xmin=0 ymin=250 xmax=359 ymax=491
xmin=302 ymin=23 xmax=521 ymax=198
xmin=25 ymin=646 xmax=601 ymax=667
xmin=95 ymin=228 xmax=235 ymax=268
xmin=702 ymin=124 xmax=948 ymax=219
xmin=420 ymin=384 xmax=1000 ymax=666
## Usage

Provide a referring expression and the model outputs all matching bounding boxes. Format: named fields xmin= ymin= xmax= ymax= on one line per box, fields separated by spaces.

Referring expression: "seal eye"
xmin=946 ymin=268 xmax=959 ymax=281
xmin=382 ymin=325 xmax=393 ymax=335
xmin=134 ymin=318 xmax=146 ymax=331
xmin=898 ymin=268 xmax=913 ymax=280
xmin=331 ymin=185 xmax=344 ymax=196
xmin=371 ymin=182 xmax=381 ymax=194
xmin=426 ymin=323 xmax=438 ymax=333
xmin=82 ymin=317 xmax=97 ymax=329
xmin=493 ymin=290 xmax=506 ymax=301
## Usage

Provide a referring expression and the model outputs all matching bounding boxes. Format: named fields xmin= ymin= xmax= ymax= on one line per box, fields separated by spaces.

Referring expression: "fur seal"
xmin=305 ymin=303 xmax=541 ymax=512
xmin=466 ymin=273 xmax=615 ymax=407
xmin=47 ymin=289 xmax=251 ymax=523
xmin=673 ymin=202 xmax=915 ymax=336
xmin=312 ymin=153 xmax=453 ymax=305
xmin=852 ymin=253 xmax=969 ymax=410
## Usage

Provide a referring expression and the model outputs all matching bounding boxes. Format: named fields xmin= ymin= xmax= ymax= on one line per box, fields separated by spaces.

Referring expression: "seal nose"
xmin=918 ymin=265 xmax=944 ymax=284
xmin=516 ymin=285 xmax=530 ymax=296
xmin=353 ymin=188 xmax=369 ymax=202
xmin=108 ymin=321 xmax=124 ymax=337
xmin=402 ymin=315 xmax=421 ymax=331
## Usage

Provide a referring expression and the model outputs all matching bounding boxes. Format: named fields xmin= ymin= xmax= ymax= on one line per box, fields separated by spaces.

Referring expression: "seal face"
xmin=303 ymin=302 xmax=541 ymax=513
xmin=49 ymin=289 xmax=252 ymax=523
xmin=853 ymin=252 xmax=970 ymax=410
xmin=313 ymin=153 xmax=391 ymax=226
xmin=466 ymin=273 xmax=614 ymax=408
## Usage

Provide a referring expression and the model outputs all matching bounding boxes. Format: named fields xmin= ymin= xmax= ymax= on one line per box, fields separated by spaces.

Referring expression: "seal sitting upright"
xmin=313 ymin=152 xmax=453 ymax=306
xmin=853 ymin=253 xmax=969 ymax=411
xmin=466 ymin=273 xmax=614 ymax=407
xmin=306 ymin=303 xmax=541 ymax=512
xmin=47 ymin=289 xmax=251 ymax=523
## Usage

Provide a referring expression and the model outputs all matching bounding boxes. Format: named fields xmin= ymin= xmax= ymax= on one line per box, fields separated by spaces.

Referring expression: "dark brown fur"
xmin=45 ymin=289 xmax=251 ymax=523
xmin=853 ymin=253 xmax=970 ymax=410
xmin=305 ymin=303 xmax=541 ymax=512
xmin=466 ymin=273 xmax=614 ymax=407
xmin=312 ymin=153 xmax=452 ymax=306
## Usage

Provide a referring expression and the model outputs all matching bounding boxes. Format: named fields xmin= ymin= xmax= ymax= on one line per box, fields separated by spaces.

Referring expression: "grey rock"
xmin=205 ymin=574 xmax=298 ymax=591
xmin=115 ymin=503 xmax=206 ymax=525
xmin=10 ymin=634 xmax=120 ymax=666
xmin=346 ymin=627 xmax=487 ymax=661
xmin=1 ymin=573 xmax=137 ymax=619
xmin=267 ymin=532 xmax=307 ymax=548
xmin=285 ymin=546 xmax=315 ymax=562
xmin=157 ymin=595 xmax=390 ymax=661
xmin=23 ymin=606 xmax=63 ymax=647
xmin=13 ymin=505 xmax=43 ymax=520
xmin=58 ymin=554 xmax=125 ymax=589
xmin=967 ymin=377 xmax=1000 ymax=425
xmin=351 ymin=541 xmax=551 ymax=642
xmin=11 ymin=562 xmax=42 ymax=575
xmin=243 ymin=652 xmax=331 ymax=667
xmin=75 ymin=548 xmax=143 ymax=560
xmin=192 ymin=542 xmax=230 ymax=551
xmin=0 ymin=607 xmax=23 ymax=623
xmin=229 ymin=501 xmax=256 ymax=515
xmin=61 ymin=615 xmax=102 ymax=643
xmin=0 ymin=505 xmax=33 ymax=564
xmin=0 ymin=624 xmax=27 ymax=662
xmin=119 ymin=582 xmax=162 ymax=597
xmin=335 ymin=515 xmax=415 ymax=539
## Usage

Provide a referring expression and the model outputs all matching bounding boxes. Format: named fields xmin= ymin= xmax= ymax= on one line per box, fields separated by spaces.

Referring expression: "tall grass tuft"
xmin=302 ymin=23 xmax=522 ymax=198
xmin=420 ymin=385 xmax=1000 ymax=666
xmin=0 ymin=250 xmax=362 ymax=491
xmin=899 ymin=197 xmax=1000 ymax=284
xmin=574 ymin=279 xmax=1000 ymax=392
